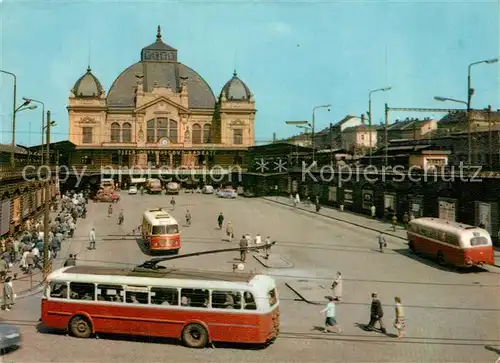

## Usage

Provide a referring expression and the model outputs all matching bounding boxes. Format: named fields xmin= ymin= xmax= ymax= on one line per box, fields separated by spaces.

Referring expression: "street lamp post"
xmin=312 ymin=105 xmax=331 ymax=166
xmin=467 ymin=58 xmax=498 ymax=166
xmin=434 ymin=96 xmax=468 ymax=164
xmin=368 ymin=87 xmax=391 ymax=165
xmin=0 ymin=69 xmax=37 ymax=167
xmin=0 ymin=70 xmax=17 ymax=167
xmin=24 ymin=98 xmax=45 ymax=164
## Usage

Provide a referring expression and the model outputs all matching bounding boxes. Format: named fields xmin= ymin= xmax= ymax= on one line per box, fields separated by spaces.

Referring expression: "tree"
xmin=211 ymin=96 xmax=222 ymax=144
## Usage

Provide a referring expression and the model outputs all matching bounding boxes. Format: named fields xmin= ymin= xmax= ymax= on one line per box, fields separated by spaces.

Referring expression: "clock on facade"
xmin=159 ymin=138 xmax=169 ymax=145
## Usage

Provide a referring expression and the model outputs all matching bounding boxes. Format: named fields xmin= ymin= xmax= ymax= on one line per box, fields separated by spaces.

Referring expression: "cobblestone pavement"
xmin=3 ymin=193 xmax=500 ymax=363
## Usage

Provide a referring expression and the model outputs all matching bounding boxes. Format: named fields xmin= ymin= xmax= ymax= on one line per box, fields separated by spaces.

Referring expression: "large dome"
xmin=107 ymin=26 xmax=216 ymax=110
xmin=72 ymin=67 xmax=104 ymax=97
xmin=221 ymin=71 xmax=252 ymax=101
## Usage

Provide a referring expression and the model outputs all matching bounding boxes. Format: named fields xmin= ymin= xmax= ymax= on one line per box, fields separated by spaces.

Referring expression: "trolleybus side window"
xmin=181 ymin=288 xmax=209 ymax=308
xmin=97 ymin=284 xmax=124 ymax=302
xmin=268 ymin=288 xmax=278 ymax=307
xmin=152 ymin=225 xmax=166 ymax=235
xmin=166 ymin=224 xmax=179 ymax=234
xmin=69 ymin=282 xmax=95 ymax=301
xmin=50 ymin=281 xmax=68 ymax=299
xmin=470 ymin=235 xmax=488 ymax=246
xmin=212 ymin=290 xmax=242 ymax=309
xmin=243 ymin=292 xmax=257 ymax=310
xmin=125 ymin=286 xmax=149 ymax=304
xmin=445 ymin=234 xmax=459 ymax=246
xmin=151 ymin=287 xmax=179 ymax=306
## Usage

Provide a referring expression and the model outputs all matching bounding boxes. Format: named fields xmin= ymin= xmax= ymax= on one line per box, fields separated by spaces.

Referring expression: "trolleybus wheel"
xmin=69 ymin=316 xmax=92 ymax=339
xmin=408 ymin=241 xmax=415 ymax=252
xmin=182 ymin=323 xmax=208 ymax=348
xmin=437 ymin=251 xmax=446 ymax=266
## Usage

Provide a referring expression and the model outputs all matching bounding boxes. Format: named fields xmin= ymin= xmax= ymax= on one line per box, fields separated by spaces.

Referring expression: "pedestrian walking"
xmin=170 ymin=197 xmax=176 ymax=210
xmin=108 ymin=204 xmax=113 ymax=217
xmin=185 ymin=210 xmax=191 ymax=226
xmin=320 ymin=296 xmax=341 ymax=333
xmin=403 ymin=213 xmax=409 ymax=230
xmin=264 ymin=236 xmax=272 ymax=259
xmin=392 ymin=214 xmax=397 ymax=232
xmin=331 ymin=271 xmax=343 ymax=301
xmin=377 ymin=233 xmax=386 ymax=253
xmin=226 ymin=222 xmax=234 ymax=242
xmin=370 ymin=204 xmax=376 ymax=218
xmin=239 ymin=235 xmax=248 ymax=262
xmin=2 ymin=276 xmax=15 ymax=311
xmin=64 ymin=254 xmax=77 ymax=267
xmin=366 ymin=293 xmax=386 ymax=333
xmin=217 ymin=213 xmax=224 ymax=229
xmin=88 ymin=228 xmax=96 ymax=250
xmin=254 ymin=233 xmax=262 ymax=245
xmin=393 ymin=296 xmax=406 ymax=338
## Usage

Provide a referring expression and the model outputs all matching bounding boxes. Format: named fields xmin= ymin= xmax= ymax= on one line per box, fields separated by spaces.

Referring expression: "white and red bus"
xmin=41 ymin=266 xmax=280 ymax=348
xmin=142 ymin=209 xmax=180 ymax=253
xmin=407 ymin=217 xmax=494 ymax=267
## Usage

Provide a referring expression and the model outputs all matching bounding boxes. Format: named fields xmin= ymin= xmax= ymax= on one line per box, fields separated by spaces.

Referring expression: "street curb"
xmin=262 ymin=198 xmax=407 ymax=241
xmin=285 ymin=282 xmax=323 ymax=305
xmin=17 ymin=283 xmax=44 ymax=300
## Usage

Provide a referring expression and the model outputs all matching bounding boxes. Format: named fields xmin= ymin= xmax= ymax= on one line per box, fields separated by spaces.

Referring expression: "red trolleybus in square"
xmin=407 ymin=217 xmax=494 ymax=267
xmin=41 ymin=266 xmax=280 ymax=348
xmin=142 ymin=209 xmax=180 ymax=254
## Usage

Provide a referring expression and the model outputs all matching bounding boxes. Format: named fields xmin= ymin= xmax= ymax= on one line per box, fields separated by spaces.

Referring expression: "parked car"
xmin=202 ymin=185 xmax=214 ymax=194
xmin=218 ymin=189 xmax=237 ymax=199
xmin=94 ymin=192 xmax=120 ymax=203
xmin=128 ymin=186 xmax=138 ymax=195
xmin=166 ymin=182 xmax=180 ymax=195
xmin=0 ymin=323 xmax=21 ymax=353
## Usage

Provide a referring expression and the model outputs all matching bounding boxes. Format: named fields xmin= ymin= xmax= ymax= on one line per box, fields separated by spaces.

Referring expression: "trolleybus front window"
xmin=166 ymin=224 xmax=179 ymax=234
xmin=152 ymin=225 xmax=166 ymax=234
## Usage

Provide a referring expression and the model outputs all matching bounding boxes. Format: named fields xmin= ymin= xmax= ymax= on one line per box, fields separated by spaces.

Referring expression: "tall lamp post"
xmin=312 ymin=105 xmax=331 ymax=166
xmin=434 ymin=96 xmax=468 ymax=164
xmin=0 ymin=70 xmax=38 ymax=166
xmin=368 ymin=87 xmax=391 ymax=165
xmin=43 ymin=111 xmax=56 ymax=271
xmin=23 ymin=98 xmax=45 ymax=164
xmin=467 ymin=58 xmax=498 ymax=166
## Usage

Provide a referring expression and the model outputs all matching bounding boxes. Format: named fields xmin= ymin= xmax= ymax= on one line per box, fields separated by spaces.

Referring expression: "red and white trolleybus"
xmin=407 ymin=217 xmax=494 ymax=267
xmin=142 ymin=208 xmax=180 ymax=254
xmin=41 ymin=266 xmax=280 ymax=348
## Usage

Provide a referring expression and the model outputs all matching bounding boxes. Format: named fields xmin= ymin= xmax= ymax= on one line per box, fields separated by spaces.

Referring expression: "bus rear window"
xmin=268 ymin=288 xmax=277 ymax=307
xmin=470 ymin=237 xmax=488 ymax=246
xmin=152 ymin=225 xmax=166 ymax=235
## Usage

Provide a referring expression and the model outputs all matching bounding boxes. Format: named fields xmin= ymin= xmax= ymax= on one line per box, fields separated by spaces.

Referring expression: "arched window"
xmin=203 ymin=124 xmax=212 ymax=143
xmin=157 ymin=118 xmax=168 ymax=139
xmin=145 ymin=118 xmax=179 ymax=143
xmin=147 ymin=120 xmax=155 ymax=143
xmin=192 ymin=124 xmax=202 ymax=144
xmin=122 ymin=123 xmax=132 ymax=142
xmin=169 ymin=120 xmax=178 ymax=142
xmin=111 ymin=123 xmax=121 ymax=142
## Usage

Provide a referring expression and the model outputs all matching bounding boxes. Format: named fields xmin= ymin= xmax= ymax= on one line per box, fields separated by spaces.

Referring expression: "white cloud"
xmin=266 ymin=22 xmax=292 ymax=37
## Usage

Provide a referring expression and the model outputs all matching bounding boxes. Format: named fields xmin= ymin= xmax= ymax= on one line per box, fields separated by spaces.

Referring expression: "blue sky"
xmin=0 ymin=0 xmax=498 ymax=146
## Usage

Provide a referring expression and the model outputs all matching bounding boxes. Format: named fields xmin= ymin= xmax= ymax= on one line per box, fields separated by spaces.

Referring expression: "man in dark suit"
xmin=367 ymin=293 xmax=387 ymax=333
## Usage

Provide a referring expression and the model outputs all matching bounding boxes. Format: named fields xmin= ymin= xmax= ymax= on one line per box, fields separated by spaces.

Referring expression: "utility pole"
xmin=488 ymin=105 xmax=492 ymax=169
xmin=329 ymin=122 xmax=333 ymax=165
xmin=43 ymin=110 xmax=51 ymax=272
xmin=384 ymin=103 xmax=389 ymax=166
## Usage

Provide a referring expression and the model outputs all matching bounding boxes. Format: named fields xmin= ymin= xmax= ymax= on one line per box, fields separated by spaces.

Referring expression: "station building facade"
xmin=67 ymin=26 xmax=256 ymax=169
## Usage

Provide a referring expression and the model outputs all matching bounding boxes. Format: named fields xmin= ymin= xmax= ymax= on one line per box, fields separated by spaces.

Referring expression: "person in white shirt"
xmin=320 ymin=296 xmax=341 ymax=333
xmin=331 ymin=271 xmax=343 ymax=301
xmin=88 ymin=228 xmax=96 ymax=250
xmin=254 ymin=234 xmax=262 ymax=245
